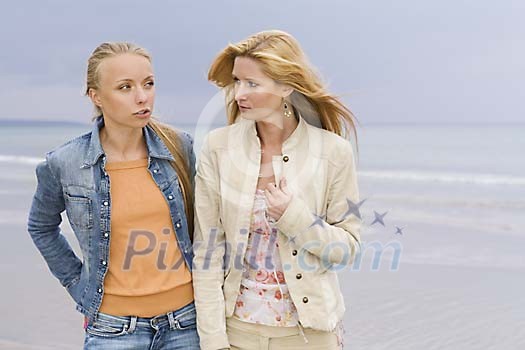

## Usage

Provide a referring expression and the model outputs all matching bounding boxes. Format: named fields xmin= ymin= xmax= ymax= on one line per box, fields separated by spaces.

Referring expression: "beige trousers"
xmin=226 ymin=317 xmax=342 ymax=350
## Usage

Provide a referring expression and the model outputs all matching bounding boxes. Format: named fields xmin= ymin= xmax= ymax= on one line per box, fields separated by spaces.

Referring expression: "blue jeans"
xmin=84 ymin=302 xmax=200 ymax=349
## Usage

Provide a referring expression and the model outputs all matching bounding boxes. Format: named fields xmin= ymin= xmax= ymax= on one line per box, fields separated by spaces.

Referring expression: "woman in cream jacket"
xmin=193 ymin=30 xmax=361 ymax=350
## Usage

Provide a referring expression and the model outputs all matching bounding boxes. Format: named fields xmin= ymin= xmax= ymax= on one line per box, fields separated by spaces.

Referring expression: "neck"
xmin=99 ymin=120 xmax=148 ymax=162
xmin=256 ymin=112 xmax=299 ymax=149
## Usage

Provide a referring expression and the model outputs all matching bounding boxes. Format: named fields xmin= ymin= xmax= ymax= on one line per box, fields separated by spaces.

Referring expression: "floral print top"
xmin=233 ymin=189 xmax=299 ymax=327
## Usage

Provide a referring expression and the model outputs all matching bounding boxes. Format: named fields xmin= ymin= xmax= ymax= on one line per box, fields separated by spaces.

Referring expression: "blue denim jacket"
xmin=27 ymin=117 xmax=195 ymax=321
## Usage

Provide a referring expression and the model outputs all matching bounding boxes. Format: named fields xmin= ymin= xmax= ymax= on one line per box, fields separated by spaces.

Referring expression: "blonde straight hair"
xmin=208 ymin=30 xmax=358 ymax=141
xmin=85 ymin=42 xmax=194 ymax=237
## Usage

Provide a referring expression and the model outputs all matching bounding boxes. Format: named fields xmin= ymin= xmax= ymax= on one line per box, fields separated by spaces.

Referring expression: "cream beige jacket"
xmin=192 ymin=117 xmax=361 ymax=350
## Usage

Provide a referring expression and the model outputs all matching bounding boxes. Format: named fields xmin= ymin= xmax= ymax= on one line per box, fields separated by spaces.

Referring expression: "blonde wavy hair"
xmin=208 ymin=30 xmax=357 ymax=141
xmin=85 ymin=42 xmax=194 ymax=236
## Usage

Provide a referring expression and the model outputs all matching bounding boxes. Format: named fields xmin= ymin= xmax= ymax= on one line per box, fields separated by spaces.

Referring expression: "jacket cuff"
xmin=200 ymin=333 xmax=230 ymax=350
xmin=275 ymin=195 xmax=313 ymax=236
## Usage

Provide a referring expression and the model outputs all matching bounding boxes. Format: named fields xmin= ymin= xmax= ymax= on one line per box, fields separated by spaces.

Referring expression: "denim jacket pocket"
xmin=164 ymin=174 xmax=182 ymax=194
xmin=64 ymin=192 xmax=93 ymax=230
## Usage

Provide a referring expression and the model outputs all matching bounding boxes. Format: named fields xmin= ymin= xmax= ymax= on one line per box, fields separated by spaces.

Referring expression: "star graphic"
xmin=370 ymin=211 xmax=388 ymax=226
xmin=310 ymin=213 xmax=326 ymax=228
xmin=342 ymin=198 xmax=366 ymax=220
xmin=394 ymin=226 xmax=404 ymax=235
xmin=286 ymin=235 xmax=297 ymax=244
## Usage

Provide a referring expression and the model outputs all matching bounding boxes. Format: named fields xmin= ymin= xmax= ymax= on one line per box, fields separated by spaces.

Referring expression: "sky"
xmin=0 ymin=0 xmax=523 ymax=125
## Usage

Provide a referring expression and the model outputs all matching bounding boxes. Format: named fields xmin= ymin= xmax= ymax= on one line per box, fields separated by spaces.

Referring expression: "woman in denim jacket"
xmin=27 ymin=42 xmax=199 ymax=349
xmin=193 ymin=30 xmax=361 ymax=349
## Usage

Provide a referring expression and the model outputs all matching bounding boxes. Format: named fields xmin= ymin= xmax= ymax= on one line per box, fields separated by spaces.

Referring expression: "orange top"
xmin=99 ymin=158 xmax=193 ymax=317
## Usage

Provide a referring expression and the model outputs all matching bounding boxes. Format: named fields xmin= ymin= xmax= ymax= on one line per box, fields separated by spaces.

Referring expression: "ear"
xmin=281 ymin=84 xmax=294 ymax=98
xmin=88 ymin=88 xmax=102 ymax=108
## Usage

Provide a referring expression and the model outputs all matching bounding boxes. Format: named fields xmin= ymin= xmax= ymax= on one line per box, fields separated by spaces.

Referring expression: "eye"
xmin=119 ymin=84 xmax=131 ymax=90
xmin=145 ymin=80 xmax=155 ymax=88
xmin=233 ymin=77 xmax=240 ymax=84
xmin=248 ymin=81 xmax=258 ymax=88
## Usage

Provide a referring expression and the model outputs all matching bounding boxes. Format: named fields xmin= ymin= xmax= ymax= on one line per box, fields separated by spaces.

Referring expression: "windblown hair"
xmin=85 ymin=42 xmax=194 ymax=236
xmin=208 ymin=30 xmax=358 ymax=141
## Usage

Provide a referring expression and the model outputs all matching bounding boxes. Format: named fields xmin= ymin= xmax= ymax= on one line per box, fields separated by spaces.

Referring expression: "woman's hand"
xmin=265 ymin=177 xmax=292 ymax=221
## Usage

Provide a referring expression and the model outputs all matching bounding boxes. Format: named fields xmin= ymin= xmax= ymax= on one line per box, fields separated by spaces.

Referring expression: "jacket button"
xmin=168 ymin=195 xmax=174 ymax=200
xmin=153 ymin=169 xmax=158 ymax=173
xmin=102 ymin=260 xmax=107 ymax=266
xmin=296 ymin=273 xmax=302 ymax=280
xmin=175 ymin=222 xmax=181 ymax=228
xmin=103 ymin=201 xmax=109 ymax=206
xmin=292 ymin=250 xmax=298 ymax=256
xmin=97 ymin=288 xmax=102 ymax=293
xmin=302 ymin=297 xmax=309 ymax=303
xmin=104 ymin=232 xmax=109 ymax=238
xmin=283 ymin=155 xmax=289 ymax=162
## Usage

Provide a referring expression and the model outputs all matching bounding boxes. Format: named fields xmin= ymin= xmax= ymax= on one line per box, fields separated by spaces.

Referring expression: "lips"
xmin=133 ymin=107 xmax=151 ymax=118
xmin=238 ymin=105 xmax=251 ymax=112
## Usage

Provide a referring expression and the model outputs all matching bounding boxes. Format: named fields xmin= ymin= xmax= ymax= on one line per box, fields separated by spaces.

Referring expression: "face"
xmin=232 ymin=56 xmax=291 ymax=122
xmin=89 ymin=53 xmax=155 ymax=130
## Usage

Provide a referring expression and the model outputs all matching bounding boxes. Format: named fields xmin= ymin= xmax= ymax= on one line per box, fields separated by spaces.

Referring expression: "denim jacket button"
xmin=97 ymin=288 xmax=102 ymax=293
xmin=103 ymin=201 xmax=109 ymax=206
xmin=102 ymin=260 xmax=107 ymax=266
xmin=175 ymin=222 xmax=181 ymax=228
xmin=104 ymin=233 xmax=109 ymax=238
xmin=153 ymin=169 xmax=158 ymax=173
xmin=168 ymin=195 xmax=174 ymax=200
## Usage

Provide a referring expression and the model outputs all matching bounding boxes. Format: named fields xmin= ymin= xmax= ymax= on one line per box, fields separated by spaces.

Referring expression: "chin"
xmin=240 ymin=110 xmax=273 ymax=122
xmin=133 ymin=118 xmax=151 ymax=129
xmin=239 ymin=112 xmax=259 ymax=121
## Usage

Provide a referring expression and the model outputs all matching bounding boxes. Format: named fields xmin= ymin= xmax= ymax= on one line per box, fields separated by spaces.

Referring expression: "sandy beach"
xmin=2 ymin=175 xmax=524 ymax=349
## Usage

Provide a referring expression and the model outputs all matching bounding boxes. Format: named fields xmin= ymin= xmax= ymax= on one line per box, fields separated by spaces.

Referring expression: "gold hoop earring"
xmin=283 ymin=101 xmax=292 ymax=118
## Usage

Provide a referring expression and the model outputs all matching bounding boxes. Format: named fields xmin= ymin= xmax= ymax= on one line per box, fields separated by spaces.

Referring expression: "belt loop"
xmin=128 ymin=316 xmax=137 ymax=334
xmin=167 ymin=311 xmax=177 ymax=330
xmin=150 ymin=316 xmax=159 ymax=331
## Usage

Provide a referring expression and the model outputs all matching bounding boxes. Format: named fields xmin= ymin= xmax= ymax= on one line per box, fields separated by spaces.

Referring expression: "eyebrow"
xmin=116 ymin=75 xmax=155 ymax=83
xmin=231 ymin=74 xmax=259 ymax=81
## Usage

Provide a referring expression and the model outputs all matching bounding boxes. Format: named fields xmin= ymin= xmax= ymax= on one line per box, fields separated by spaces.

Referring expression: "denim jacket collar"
xmin=83 ymin=116 xmax=175 ymax=168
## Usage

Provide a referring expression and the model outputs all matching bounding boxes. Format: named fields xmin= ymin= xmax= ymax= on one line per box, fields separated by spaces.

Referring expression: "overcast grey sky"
xmin=0 ymin=0 xmax=523 ymax=124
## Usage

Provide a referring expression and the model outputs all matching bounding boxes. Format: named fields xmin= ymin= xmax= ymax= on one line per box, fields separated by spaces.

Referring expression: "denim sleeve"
xmin=27 ymin=158 xmax=82 ymax=289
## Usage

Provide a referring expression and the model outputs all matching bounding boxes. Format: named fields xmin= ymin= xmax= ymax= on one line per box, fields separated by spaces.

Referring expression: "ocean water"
xmin=3 ymin=123 xmax=523 ymax=244
xmin=1 ymin=122 xmax=524 ymax=349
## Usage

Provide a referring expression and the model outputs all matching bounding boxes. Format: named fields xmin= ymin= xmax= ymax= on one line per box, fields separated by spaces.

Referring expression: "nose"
xmin=234 ymin=83 xmax=248 ymax=103
xmin=135 ymin=87 xmax=147 ymax=104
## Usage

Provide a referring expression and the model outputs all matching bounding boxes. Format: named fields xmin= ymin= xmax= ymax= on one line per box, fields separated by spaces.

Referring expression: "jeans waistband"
xmin=94 ymin=301 xmax=195 ymax=332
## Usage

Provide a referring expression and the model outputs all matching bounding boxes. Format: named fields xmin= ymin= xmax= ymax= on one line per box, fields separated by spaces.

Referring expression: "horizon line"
xmin=0 ymin=118 xmax=524 ymax=127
